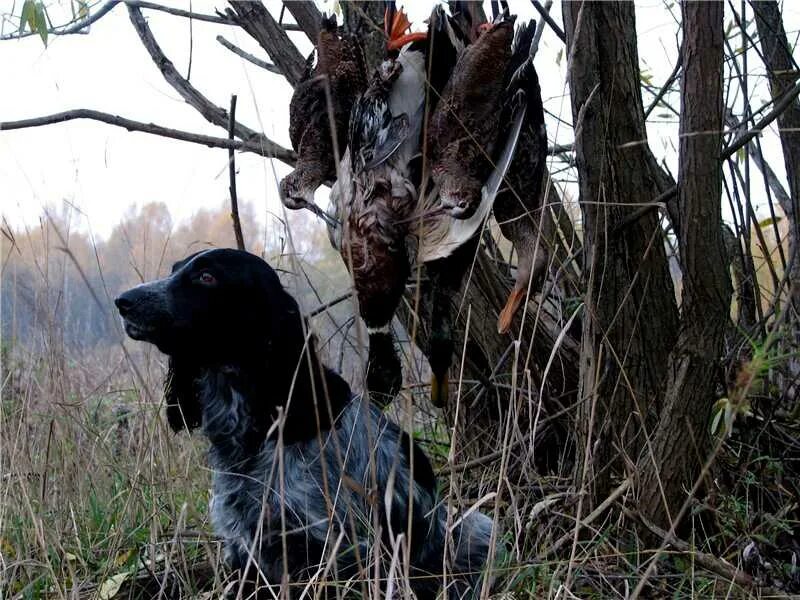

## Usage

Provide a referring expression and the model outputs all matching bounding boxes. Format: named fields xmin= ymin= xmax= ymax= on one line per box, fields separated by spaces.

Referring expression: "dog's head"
xmin=115 ymin=249 xmax=328 ymax=433
xmin=116 ymin=249 xmax=296 ymax=357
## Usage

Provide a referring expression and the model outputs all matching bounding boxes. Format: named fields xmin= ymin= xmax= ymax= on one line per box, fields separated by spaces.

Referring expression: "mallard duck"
xmin=428 ymin=12 xmax=515 ymax=218
xmin=280 ymin=15 xmax=366 ymax=223
xmin=329 ymin=7 xmax=428 ymax=405
xmin=494 ymin=21 xmax=549 ymax=334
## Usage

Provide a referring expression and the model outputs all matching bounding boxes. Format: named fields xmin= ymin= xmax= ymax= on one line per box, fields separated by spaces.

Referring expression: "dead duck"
xmin=428 ymin=12 xmax=515 ymax=219
xmin=494 ymin=21 xmax=549 ymax=334
xmin=329 ymin=7 xmax=428 ymax=405
xmin=280 ymin=15 xmax=366 ymax=224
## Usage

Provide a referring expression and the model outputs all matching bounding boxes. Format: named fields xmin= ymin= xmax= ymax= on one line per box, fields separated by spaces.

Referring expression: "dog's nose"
xmin=114 ymin=294 xmax=135 ymax=316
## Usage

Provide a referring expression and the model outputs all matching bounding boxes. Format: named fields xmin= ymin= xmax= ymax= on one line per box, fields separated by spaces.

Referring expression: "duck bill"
xmin=430 ymin=372 xmax=449 ymax=408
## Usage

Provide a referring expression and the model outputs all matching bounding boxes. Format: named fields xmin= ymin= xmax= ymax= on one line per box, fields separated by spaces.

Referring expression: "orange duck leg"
xmin=384 ymin=5 xmax=427 ymax=51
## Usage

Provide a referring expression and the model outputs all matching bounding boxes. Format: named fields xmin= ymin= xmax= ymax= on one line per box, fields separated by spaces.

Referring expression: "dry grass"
xmin=2 ymin=221 xmax=798 ymax=600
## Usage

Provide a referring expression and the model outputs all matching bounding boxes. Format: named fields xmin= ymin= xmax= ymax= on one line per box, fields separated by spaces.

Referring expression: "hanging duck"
xmin=279 ymin=15 xmax=366 ymax=224
xmin=328 ymin=6 xmax=429 ymax=405
xmin=427 ymin=12 xmax=516 ymax=218
xmin=494 ymin=21 xmax=549 ymax=334
xmin=412 ymin=11 xmax=518 ymax=407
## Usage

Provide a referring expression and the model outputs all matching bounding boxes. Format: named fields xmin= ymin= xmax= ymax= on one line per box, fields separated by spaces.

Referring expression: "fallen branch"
xmin=0 ymin=109 xmax=295 ymax=165
xmin=624 ymin=507 xmax=791 ymax=599
xmin=536 ymin=479 xmax=631 ymax=560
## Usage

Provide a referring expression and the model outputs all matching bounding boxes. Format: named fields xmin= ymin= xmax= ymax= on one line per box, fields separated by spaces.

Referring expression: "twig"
xmin=283 ymin=1 xmax=323 ymax=43
xmin=0 ymin=0 xmax=119 ymax=40
xmin=125 ymin=1 xmax=232 ymax=25
xmin=0 ymin=109 xmax=296 ymax=165
xmin=216 ymin=35 xmax=281 ymax=74
xmin=644 ymin=60 xmax=681 ymax=120
xmin=306 ymin=292 xmax=353 ymax=318
xmin=536 ymin=479 xmax=631 ymax=560
xmin=228 ymin=95 xmax=245 ymax=251
xmin=529 ymin=0 xmax=551 ymax=58
xmin=530 ymin=0 xmax=566 ymax=43
xmin=1 ymin=0 xmax=305 ymax=41
xmin=613 ymin=81 xmax=800 ymax=236
xmin=225 ymin=1 xmax=306 ymax=86
xmin=723 ymin=79 xmax=800 ymax=160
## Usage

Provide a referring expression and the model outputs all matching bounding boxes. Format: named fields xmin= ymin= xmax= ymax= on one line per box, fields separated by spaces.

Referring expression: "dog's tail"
xmin=448 ymin=510 xmax=499 ymax=599
xmin=413 ymin=507 xmax=500 ymax=600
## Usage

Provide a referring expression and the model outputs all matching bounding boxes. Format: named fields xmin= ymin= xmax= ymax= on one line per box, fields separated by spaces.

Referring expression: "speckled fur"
xmin=115 ymin=249 xmax=497 ymax=598
xmin=200 ymin=372 xmax=494 ymax=599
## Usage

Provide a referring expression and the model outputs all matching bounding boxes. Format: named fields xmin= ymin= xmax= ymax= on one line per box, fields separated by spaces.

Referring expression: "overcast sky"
xmin=1 ymin=1 xmax=798 ymax=241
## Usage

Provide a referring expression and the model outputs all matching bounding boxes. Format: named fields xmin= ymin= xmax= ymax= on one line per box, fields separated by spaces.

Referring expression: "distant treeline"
xmin=1 ymin=201 xmax=353 ymax=362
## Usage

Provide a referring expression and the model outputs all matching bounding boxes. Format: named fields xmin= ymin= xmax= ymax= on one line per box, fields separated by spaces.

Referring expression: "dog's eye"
xmin=198 ymin=272 xmax=217 ymax=286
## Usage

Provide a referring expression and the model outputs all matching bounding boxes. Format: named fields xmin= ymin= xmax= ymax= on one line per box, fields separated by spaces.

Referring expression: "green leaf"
xmin=555 ymin=48 xmax=563 ymax=67
xmin=19 ymin=0 xmax=48 ymax=46
xmin=19 ymin=0 xmax=35 ymax=36
xmin=710 ymin=408 xmax=723 ymax=435
xmin=34 ymin=1 xmax=48 ymax=46
xmin=758 ymin=216 xmax=783 ymax=228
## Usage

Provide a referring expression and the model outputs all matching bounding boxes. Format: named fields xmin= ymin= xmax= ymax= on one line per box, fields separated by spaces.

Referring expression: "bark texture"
xmin=562 ymin=2 xmax=680 ymax=502
xmin=637 ymin=1 xmax=731 ymax=530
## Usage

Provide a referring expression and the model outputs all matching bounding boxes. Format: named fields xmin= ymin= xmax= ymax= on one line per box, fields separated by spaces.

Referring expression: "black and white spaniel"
xmin=115 ymin=249 xmax=496 ymax=599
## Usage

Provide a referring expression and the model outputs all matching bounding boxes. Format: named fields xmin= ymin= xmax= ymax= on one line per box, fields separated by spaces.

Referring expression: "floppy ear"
xmin=164 ymin=357 xmax=203 ymax=432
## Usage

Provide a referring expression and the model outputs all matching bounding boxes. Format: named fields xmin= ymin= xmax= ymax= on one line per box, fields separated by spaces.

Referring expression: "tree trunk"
xmin=562 ymin=2 xmax=680 ymax=504
xmin=637 ymin=1 xmax=731 ymax=531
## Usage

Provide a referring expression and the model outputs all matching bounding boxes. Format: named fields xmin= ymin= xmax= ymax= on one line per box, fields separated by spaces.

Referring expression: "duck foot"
xmin=497 ymin=286 xmax=527 ymax=334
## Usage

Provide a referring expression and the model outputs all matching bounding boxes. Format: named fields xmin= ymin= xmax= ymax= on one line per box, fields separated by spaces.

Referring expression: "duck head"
xmin=434 ymin=163 xmax=483 ymax=219
xmin=279 ymin=168 xmax=320 ymax=211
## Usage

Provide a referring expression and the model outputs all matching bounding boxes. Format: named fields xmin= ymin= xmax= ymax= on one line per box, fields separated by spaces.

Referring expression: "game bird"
xmin=280 ymin=15 xmax=366 ymax=224
xmin=494 ymin=21 xmax=549 ymax=334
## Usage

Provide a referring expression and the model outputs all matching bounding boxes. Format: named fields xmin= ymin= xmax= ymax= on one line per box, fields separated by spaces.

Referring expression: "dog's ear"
xmin=165 ymin=357 xmax=203 ymax=432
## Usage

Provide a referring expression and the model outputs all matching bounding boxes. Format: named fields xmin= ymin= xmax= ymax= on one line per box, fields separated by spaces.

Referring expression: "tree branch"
xmin=0 ymin=0 xmax=305 ymax=41
xmin=125 ymin=1 xmax=233 ymax=25
xmin=224 ymin=1 xmax=306 ymax=87
xmin=530 ymin=0 xmax=566 ymax=43
xmin=127 ymin=4 xmax=291 ymax=163
xmin=215 ymin=35 xmax=281 ymax=74
xmin=227 ymin=95 xmax=246 ymax=251
xmin=283 ymin=1 xmax=323 ymax=44
xmin=723 ymin=79 xmax=800 ymax=161
xmin=0 ymin=109 xmax=295 ymax=164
